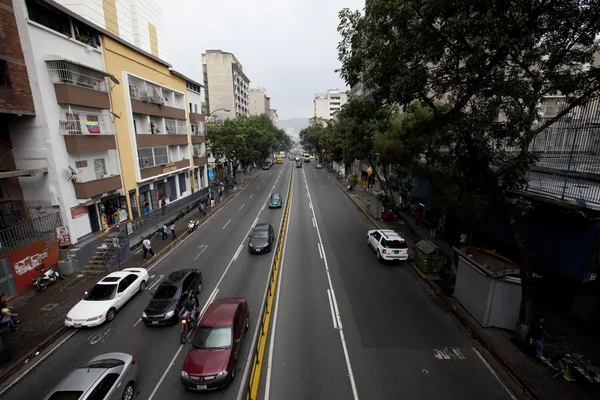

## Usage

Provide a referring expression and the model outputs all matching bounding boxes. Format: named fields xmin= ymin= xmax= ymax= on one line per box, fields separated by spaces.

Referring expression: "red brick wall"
xmin=0 ymin=0 xmax=35 ymax=115
xmin=5 ymin=235 xmax=59 ymax=297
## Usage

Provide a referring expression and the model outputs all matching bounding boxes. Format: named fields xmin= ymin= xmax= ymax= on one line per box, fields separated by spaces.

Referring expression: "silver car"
xmin=44 ymin=352 xmax=138 ymax=400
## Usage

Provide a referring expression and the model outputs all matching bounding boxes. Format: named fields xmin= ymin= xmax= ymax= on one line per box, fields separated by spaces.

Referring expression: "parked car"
xmin=142 ymin=269 xmax=203 ymax=326
xmin=366 ymin=229 xmax=409 ymax=261
xmin=248 ymin=223 xmax=275 ymax=253
xmin=180 ymin=298 xmax=250 ymax=391
xmin=65 ymin=268 xmax=149 ymax=328
xmin=269 ymin=193 xmax=282 ymax=208
xmin=316 ymin=163 xmax=322 ymax=169
xmin=43 ymin=352 xmax=138 ymax=400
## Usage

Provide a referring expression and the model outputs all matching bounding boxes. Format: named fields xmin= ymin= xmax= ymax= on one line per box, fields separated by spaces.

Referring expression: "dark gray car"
xmin=248 ymin=223 xmax=275 ymax=254
xmin=44 ymin=352 xmax=138 ymax=400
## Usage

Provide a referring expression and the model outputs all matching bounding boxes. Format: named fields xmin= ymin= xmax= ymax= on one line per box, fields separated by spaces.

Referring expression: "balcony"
xmin=165 ymin=119 xmax=188 ymax=135
xmin=140 ymin=159 xmax=190 ymax=180
xmin=191 ymin=135 xmax=205 ymax=144
xmin=136 ymin=134 xmax=188 ymax=147
xmin=189 ymin=112 xmax=205 ymax=122
xmin=193 ymin=155 xmax=207 ymax=166
xmin=129 ymin=77 xmax=186 ymax=119
xmin=59 ymin=107 xmax=117 ymax=153
xmin=47 ymin=60 xmax=111 ymax=109
xmin=73 ymin=175 xmax=122 ymax=199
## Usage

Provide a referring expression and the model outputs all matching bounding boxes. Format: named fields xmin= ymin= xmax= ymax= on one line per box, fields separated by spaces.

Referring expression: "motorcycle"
xmin=188 ymin=219 xmax=199 ymax=233
xmin=32 ymin=265 xmax=64 ymax=291
xmin=180 ymin=311 xmax=197 ymax=344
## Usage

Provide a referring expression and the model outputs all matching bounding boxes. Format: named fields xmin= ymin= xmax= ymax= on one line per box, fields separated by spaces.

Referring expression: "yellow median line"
xmin=245 ymin=166 xmax=293 ymax=400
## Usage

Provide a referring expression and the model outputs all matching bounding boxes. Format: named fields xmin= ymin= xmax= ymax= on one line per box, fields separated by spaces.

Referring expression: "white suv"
xmin=367 ymin=229 xmax=409 ymax=261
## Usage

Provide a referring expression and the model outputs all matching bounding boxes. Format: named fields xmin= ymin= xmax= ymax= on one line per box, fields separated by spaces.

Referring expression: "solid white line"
xmin=194 ymin=246 xmax=208 ymax=260
xmin=223 ymin=219 xmax=232 ymax=229
xmin=253 ymin=217 xmax=259 ymax=227
xmin=327 ymin=289 xmax=338 ymax=329
xmin=233 ymin=244 xmax=243 ymax=261
xmin=250 ymin=193 xmax=254 ymax=198
xmin=239 ymin=204 xmax=245 ymax=211
xmin=330 ymin=286 xmax=343 ymax=329
xmin=263 ymin=168 xmax=294 ymax=400
xmin=133 ymin=318 xmax=142 ymax=327
xmin=147 ymin=275 xmax=164 ymax=290
xmin=0 ymin=329 xmax=79 ymax=396
xmin=317 ymin=242 xmax=323 ymax=259
xmin=302 ymin=169 xmax=359 ymax=400
xmin=312 ymin=217 xmax=315 ymax=227
xmin=471 ymin=348 xmax=518 ymax=400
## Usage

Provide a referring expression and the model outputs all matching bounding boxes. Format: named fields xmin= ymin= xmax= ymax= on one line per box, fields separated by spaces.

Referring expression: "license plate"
xmin=151 ymin=321 xmax=159 ymax=325
xmin=73 ymin=324 xmax=81 ymax=328
xmin=393 ymin=251 xmax=399 ymax=254
xmin=197 ymin=385 xmax=207 ymax=390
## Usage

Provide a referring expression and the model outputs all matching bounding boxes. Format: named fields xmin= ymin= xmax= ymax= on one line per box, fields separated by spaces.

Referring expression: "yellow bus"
xmin=276 ymin=155 xmax=284 ymax=164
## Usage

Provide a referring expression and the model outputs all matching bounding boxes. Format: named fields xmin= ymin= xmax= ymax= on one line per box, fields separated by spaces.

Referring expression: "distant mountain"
xmin=278 ymin=118 xmax=310 ymax=132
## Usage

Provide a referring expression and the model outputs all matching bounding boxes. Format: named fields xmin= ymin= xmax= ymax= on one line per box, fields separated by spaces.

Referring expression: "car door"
xmin=269 ymin=225 xmax=275 ymax=244
xmin=124 ymin=274 xmax=139 ymax=299
xmin=115 ymin=279 xmax=131 ymax=309
xmin=232 ymin=306 xmax=243 ymax=361
xmin=182 ymin=272 xmax=196 ymax=295
xmin=369 ymin=232 xmax=381 ymax=249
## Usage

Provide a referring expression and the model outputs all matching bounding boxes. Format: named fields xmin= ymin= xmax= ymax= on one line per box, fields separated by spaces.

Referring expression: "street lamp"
xmin=208 ymin=108 xmax=231 ymax=118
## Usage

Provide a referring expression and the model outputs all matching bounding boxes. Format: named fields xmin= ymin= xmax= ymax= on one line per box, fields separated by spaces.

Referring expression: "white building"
xmin=249 ymin=87 xmax=269 ymax=115
xmin=54 ymin=0 xmax=167 ymax=60
xmin=12 ymin=0 xmax=124 ymax=243
xmin=269 ymin=109 xmax=278 ymax=127
xmin=202 ymin=50 xmax=250 ymax=120
xmin=314 ymin=89 xmax=348 ymax=120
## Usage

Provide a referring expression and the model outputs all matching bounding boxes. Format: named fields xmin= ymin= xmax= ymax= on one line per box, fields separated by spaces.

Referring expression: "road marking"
xmin=317 ymin=242 xmax=323 ymax=259
xmin=250 ymin=193 xmax=254 ymax=198
xmin=233 ymin=244 xmax=243 ymax=261
xmin=148 ymin=275 xmax=164 ymax=290
xmin=433 ymin=347 xmax=465 ymax=360
xmin=194 ymin=246 xmax=208 ymax=260
xmin=0 ymin=329 xmax=79 ymax=396
xmin=257 ymin=186 xmax=260 ymax=190
xmin=472 ymin=348 xmax=518 ymax=400
xmin=223 ymin=219 xmax=232 ymax=229
xmin=327 ymin=289 xmax=338 ymax=329
xmin=312 ymin=217 xmax=315 ymax=227
xmin=239 ymin=204 xmax=245 ymax=211
xmin=301 ymin=168 xmax=359 ymax=400
xmin=88 ymin=328 xmax=111 ymax=345
xmin=133 ymin=318 xmax=142 ymax=327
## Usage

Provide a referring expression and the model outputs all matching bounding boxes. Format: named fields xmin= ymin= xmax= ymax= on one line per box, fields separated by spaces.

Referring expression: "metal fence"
xmin=0 ymin=213 xmax=62 ymax=256
xmin=46 ymin=60 xmax=109 ymax=92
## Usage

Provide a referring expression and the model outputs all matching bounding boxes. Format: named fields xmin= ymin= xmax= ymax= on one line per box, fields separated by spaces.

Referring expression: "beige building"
xmin=269 ymin=109 xmax=278 ymax=127
xmin=202 ymin=50 xmax=250 ymax=120
xmin=314 ymin=89 xmax=348 ymax=120
xmin=250 ymin=87 xmax=270 ymax=115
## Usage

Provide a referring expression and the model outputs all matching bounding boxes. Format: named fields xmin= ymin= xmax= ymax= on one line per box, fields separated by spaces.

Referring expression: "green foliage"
xmin=207 ymin=114 xmax=289 ymax=166
xmin=349 ymin=172 xmax=359 ymax=187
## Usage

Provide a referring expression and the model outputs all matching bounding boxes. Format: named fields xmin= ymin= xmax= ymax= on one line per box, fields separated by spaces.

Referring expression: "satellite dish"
xmin=67 ymin=165 xmax=81 ymax=182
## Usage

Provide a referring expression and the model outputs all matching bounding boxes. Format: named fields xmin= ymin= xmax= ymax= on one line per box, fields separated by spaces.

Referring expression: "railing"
xmin=47 ymin=61 xmax=109 ymax=92
xmin=129 ymin=80 xmax=164 ymax=104
xmin=165 ymin=119 xmax=188 ymax=134
xmin=193 ymin=148 xmax=206 ymax=157
xmin=59 ymin=106 xmax=115 ymax=135
xmin=0 ymin=213 xmax=62 ymax=256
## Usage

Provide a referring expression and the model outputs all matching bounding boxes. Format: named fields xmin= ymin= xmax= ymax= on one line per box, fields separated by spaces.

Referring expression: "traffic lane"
xmin=0 ymin=166 xmax=289 ymax=399
xmin=306 ymin=166 xmax=515 ymax=399
xmin=147 ymin=165 xmax=293 ymax=400
xmin=259 ymin=166 xmax=354 ymax=400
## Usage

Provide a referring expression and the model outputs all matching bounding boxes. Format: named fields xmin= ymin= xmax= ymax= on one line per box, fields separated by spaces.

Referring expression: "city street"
xmin=259 ymin=161 xmax=524 ymax=400
xmin=0 ymin=161 xmax=292 ymax=400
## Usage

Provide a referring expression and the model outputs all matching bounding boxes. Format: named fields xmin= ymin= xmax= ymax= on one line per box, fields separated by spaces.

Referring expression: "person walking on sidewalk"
xmin=219 ymin=189 xmax=223 ymax=203
xmin=0 ymin=307 xmax=19 ymax=336
xmin=528 ymin=316 xmax=546 ymax=360
xmin=170 ymin=223 xmax=176 ymax=240
xmin=161 ymin=194 xmax=167 ymax=216
xmin=0 ymin=293 xmax=20 ymax=325
xmin=142 ymin=237 xmax=155 ymax=262
xmin=210 ymin=195 xmax=215 ymax=208
xmin=198 ymin=202 xmax=206 ymax=217
xmin=144 ymin=199 xmax=150 ymax=217
xmin=162 ymin=223 xmax=168 ymax=240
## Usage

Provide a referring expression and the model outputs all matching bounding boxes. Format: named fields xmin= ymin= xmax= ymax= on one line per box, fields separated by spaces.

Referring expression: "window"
xmin=93 ymin=159 xmax=106 ymax=179
xmin=154 ymin=146 xmax=168 ymax=164
xmin=87 ymin=373 xmax=119 ymax=400
xmin=138 ymin=146 xmax=170 ymax=168
xmin=192 ymin=326 xmax=233 ymax=349
xmin=75 ymin=160 xmax=87 ymax=169
xmin=26 ymin=0 xmax=71 ymax=37
xmin=189 ymin=102 xmax=192 ymax=113
xmin=138 ymin=148 xmax=154 ymax=168
xmin=178 ymin=172 xmax=186 ymax=194
xmin=117 ymin=279 xmax=129 ymax=293
xmin=194 ymin=104 xmax=198 ymax=113
xmin=0 ymin=61 xmax=11 ymax=88
xmin=382 ymin=238 xmax=408 ymax=249
xmin=125 ymin=274 xmax=138 ymax=285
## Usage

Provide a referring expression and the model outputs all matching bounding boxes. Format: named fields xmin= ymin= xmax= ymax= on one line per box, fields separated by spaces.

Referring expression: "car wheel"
xmin=106 ymin=308 xmax=117 ymax=322
xmin=197 ymin=282 xmax=202 ymax=293
xmin=245 ymin=314 xmax=249 ymax=331
xmin=122 ymin=382 xmax=134 ymax=400
xmin=376 ymin=251 xmax=382 ymax=261
xmin=139 ymin=280 xmax=147 ymax=292
xmin=230 ymin=362 xmax=237 ymax=382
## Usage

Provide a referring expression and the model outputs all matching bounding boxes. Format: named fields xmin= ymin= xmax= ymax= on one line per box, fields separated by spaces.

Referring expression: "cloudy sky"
xmin=155 ymin=0 xmax=365 ymax=120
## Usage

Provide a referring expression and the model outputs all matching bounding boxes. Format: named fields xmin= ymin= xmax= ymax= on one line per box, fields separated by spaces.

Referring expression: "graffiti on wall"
xmin=14 ymin=250 xmax=49 ymax=276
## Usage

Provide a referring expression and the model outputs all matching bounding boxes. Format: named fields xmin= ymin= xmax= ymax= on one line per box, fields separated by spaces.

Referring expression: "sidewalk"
xmin=324 ymin=168 xmax=600 ymax=400
xmin=0 ymin=171 xmax=261 ymax=379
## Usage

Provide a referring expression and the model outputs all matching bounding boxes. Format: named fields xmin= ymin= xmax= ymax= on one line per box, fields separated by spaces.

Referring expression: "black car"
xmin=142 ymin=269 xmax=203 ymax=326
xmin=248 ymin=223 xmax=275 ymax=254
xmin=295 ymin=160 xmax=302 ymax=168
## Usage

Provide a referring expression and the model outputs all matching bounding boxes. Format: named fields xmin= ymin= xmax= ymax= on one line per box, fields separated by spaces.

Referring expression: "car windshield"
xmin=153 ymin=285 xmax=178 ymax=299
xmin=252 ymin=230 xmax=269 ymax=239
xmin=192 ymin=326 xmax=233 ymax=350
xmin=382 ymin=239 xmax=408 ymax=249
xmin=80 ymin=359 xmax=125 ymax=369
xmin=48 ymin=392 xmax=84 ymax=400
xmin=271 ymin=195 xmax=280 ymax=200
xmin=84 ymin=284 xmax=117 ymax=301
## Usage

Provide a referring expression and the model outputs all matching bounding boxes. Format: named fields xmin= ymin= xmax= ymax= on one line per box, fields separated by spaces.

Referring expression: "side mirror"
xmin=234 ymin=338 xmax=241 ymax=343
xmin=84 ymin=291 xmax=88 ymax=296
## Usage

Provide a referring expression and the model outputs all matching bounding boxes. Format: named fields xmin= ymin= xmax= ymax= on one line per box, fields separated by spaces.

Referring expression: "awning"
xmin=43 ymin=55 xmax=120 ymax=84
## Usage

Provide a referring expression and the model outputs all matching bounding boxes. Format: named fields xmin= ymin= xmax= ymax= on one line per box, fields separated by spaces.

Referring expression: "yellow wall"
xmin=148 ymin=23 xmax=159 ymax=57
xmin=102 ymin=0 xmax=120 ymax=36
xmin=102 ymin=36 xmax=191 ymax=219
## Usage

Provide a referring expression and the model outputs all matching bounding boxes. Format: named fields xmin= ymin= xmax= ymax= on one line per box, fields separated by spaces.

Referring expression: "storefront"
xmin=98 ymin=194 xmax=128 ymax=230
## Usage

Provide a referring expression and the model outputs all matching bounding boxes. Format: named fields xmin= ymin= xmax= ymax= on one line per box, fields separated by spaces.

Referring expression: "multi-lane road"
xmin=0 ymin=158 xmax=524 ymax=400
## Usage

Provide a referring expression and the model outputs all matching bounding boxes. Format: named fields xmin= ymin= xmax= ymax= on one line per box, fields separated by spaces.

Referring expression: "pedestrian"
xmin=210 ymin=196 xmax=215 ymax=208
xmin=219 ymin=190 xmax=223 ymax=203
xmin=144 ymin=200 xmax=149 ymax=216
xmin=198 ymin=202 xmax=206 ymax=217
xmin=161 ymin=194 xmax=166 ymax=216
xmin=0 ymin=307 xmax=19 ymax=336
xmin=459 ymin=232 xmax=468 ymax=245
xmin=0 ymin=293 xmax=20 ymax=325
xmin=142 ymin=237 xmax=155 ymax=262
xmin=170 ymin=223 xmax=176 ymax=240
xmin=528 ymin=316 xmax=546 ymax=360
xmin=162 ymin=223 xmax=168 ymax=240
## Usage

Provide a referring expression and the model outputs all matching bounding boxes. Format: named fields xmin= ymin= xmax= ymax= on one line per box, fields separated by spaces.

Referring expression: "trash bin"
xmin=58 ymin=259 xmax=77 ymax=276
xmin=414 ymin=239 xmax=446 ymax=274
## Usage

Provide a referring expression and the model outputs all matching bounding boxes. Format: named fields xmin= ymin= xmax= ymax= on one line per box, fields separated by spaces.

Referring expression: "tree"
xmin=338 ymin=0 xmax=600 ymax=335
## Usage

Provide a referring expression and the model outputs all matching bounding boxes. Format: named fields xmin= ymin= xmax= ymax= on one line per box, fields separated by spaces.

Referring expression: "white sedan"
xmin=65 ymin=268 xmax=149 ymax=328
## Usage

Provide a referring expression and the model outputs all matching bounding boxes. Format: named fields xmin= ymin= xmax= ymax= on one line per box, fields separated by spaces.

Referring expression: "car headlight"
xmin=249 ymin=243 xmax=253 ymax=247
xmin=66 ymin=317 xmax=72 ymax=322
xmin=181 ymin=370 xmax=189 ymax=379
xmin=86 ymin=315 xmax=103 ymax=322
xmin=142 ymin=311 xmax=147 ymax=318
xmin=165 ymin=310 xmax=175 ymax=319
xmin=217 ymin=370 xmax=228 ymax=378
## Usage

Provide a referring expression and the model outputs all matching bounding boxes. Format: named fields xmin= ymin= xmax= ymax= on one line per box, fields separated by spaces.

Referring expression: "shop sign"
xmin=118 ymin=209 xmax=128 ymax=222
xmin=208 ymin=168 xmax=215 ymax=181
xmin=163 ymin=163 xmax=177 ymax=174
xmin=56 ymin=226 xmax=71 ymax=247
xmin=70 ymin=205 xmax=88 ymax=219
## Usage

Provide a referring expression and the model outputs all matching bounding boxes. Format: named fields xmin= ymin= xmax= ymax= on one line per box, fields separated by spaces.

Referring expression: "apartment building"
xmin=202 ymin=50 xmax=250 ymax=120
xmin=269 ymin=109 xmax=278 ymax=127
xmin=249 ymin=87 xmax=270 ymax=115
xmin=314 ymin=89 xmax=348 ymax=120
xmin=54 ymin=0 xmax=167 ymax=60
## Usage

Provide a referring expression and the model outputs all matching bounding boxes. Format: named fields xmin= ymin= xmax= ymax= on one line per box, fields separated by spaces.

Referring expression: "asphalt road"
xmin=0 ymin=161 xmax=292 ymax=400
xmin=260 ymin=161 xmax=523 ymax=400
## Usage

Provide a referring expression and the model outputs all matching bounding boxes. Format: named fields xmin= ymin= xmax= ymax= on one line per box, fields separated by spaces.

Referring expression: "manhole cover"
xmin=41 ymin=303 xmax=58 ymax=311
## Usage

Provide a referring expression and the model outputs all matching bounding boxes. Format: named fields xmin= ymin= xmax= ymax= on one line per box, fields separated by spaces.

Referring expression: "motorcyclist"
xmin=179 ymin=292 xmax=199 ymax=324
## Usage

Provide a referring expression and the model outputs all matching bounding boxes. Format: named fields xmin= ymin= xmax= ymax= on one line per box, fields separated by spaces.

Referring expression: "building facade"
xmin=54 ymin=0 xmax=167 ymax=60
xmin=269 ymin=109 xmax=278 ymax=127
xmin=202 ymin=50 xmax=250 ymax=120
xmin=314 ymin=89 xmax=348 ymax=120
xmin=249 ymin=87 xmax=269 ymax=115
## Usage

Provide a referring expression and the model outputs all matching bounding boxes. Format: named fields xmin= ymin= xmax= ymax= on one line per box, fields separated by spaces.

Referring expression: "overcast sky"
xmin=155 ymin=0 xmax=365 ymax=120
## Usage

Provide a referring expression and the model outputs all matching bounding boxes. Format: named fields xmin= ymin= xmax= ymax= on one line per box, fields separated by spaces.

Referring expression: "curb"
xmin=325 ymin=168 xmax=544 ymax=400
xmin=0 ymin=326 xmax=67 ymax=384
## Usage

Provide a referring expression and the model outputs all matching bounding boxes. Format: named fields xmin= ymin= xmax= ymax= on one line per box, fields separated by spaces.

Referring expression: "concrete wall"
xmin=203 ymin=52 xmax=236 ymax=120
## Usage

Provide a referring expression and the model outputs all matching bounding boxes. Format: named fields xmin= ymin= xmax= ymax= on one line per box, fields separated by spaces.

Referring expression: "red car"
xmin=181 ymin=298 xmax=250 ymax=391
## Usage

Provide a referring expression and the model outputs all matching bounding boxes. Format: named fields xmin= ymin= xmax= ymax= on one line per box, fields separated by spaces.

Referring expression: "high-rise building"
xmin=249 ymin=87 xmax=270 ymax=115
xmin=314 ymin=89 xmax=348 ymax=120
xmin=202 ymin=50 xmax=250 ymax=120
xmin=269 ymin=109 xmax=278 ymax=127
xmin=54 ymin=0 xmax=167 ymax=60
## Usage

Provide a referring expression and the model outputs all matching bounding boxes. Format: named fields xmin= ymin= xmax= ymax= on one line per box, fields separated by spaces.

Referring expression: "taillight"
xmin=132 ymin=358 xmax=137 ymax=365
xmin=383 ymin=249 xmax=387 ymax=254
